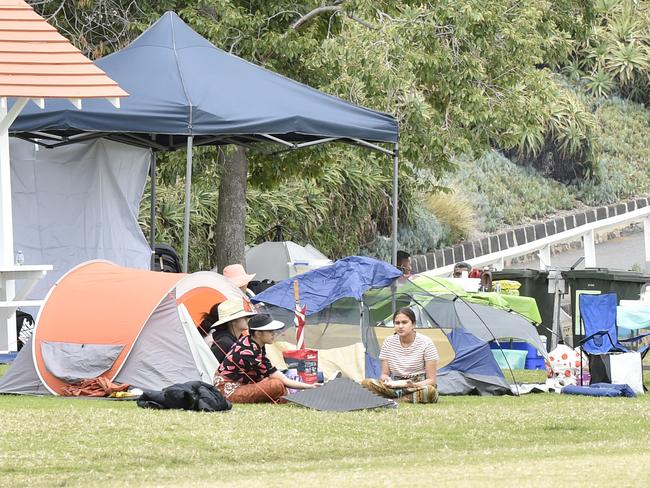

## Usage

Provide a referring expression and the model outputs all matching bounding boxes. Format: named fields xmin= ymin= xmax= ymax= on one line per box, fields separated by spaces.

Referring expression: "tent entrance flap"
xmin=40 ymin=341 xmax=124 ymax=383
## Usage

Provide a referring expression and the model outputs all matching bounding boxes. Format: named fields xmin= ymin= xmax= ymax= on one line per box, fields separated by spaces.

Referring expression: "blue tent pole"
xmin=182 ymin=136 xmax=193 ymax=272
xmin=391 ymin=143 xmax=399 ymax=265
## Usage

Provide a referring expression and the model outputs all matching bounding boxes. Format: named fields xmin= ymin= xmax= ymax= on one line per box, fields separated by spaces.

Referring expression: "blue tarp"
xmin=11 ymin=12 xmax=398 ymax=145
xmin=252 ymin=256 xmax=402 ymax=315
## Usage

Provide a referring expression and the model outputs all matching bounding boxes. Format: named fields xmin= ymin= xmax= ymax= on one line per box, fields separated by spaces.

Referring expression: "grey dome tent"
xmin=245 ymin=241 xmax=332 ymax=282
xmin=10 ymin=11 xmax=400 ymax=270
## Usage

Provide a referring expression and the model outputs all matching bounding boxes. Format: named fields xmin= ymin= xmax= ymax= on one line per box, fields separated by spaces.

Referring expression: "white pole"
xmin=538 ymin=245 xmax=551 ymax=271
xmin=0 ymin=97 xmax=28 ymax=352
xmin=182 ymin=136 xmax=193 ymax=273
xmin=391 ymin=143 xmax=399 ymax=265
xmin=583 ymin=229 xmax=596 ymax=268
xmin=643 ymin=217 xmax=650 ymax=273
xmin=0 ymin=99 xmax=14 ymax=266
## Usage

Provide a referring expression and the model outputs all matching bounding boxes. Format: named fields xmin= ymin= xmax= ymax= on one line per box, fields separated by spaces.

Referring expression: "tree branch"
xmin=290 ymin=1 xmax=377 ymax=31
xmin=346 ymin=13 xmax=378 ymax=30
xmin=291 ymin=6 xmax=342 ymax=31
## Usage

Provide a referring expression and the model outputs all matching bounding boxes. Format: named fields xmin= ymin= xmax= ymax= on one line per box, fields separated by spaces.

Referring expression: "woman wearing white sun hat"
xmin=201 ymin=297 xmax=256 ymax=363
xmin=214 ymin=314 xmax=319 ymax=403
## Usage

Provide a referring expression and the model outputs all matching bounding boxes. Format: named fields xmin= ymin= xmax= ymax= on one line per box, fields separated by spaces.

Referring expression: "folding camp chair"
xmin=579 ymin=293 xmax=650 ymax=394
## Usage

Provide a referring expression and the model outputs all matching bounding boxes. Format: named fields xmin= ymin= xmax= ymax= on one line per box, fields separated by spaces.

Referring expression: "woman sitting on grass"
xmin=200 ymin=298 xmax=256 ymax=363
xmin=362 ymin=307 xmax=439 ymax=403
xmin=213 ymin=314 xmax=318 ymax=403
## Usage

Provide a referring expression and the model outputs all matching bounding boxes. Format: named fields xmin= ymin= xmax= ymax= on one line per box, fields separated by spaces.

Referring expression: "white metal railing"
xmin=422 ymin=205 xmax=650 ymax=277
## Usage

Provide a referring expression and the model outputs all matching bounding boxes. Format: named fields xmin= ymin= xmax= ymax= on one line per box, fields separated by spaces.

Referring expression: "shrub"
xmin=449 ymin=150 xmax=578 ymax=231
xmin=425 ymin=190 xmax=475 ymax=243
xmin=576 ymin=98 xmax=650 ymax=204
xmin=361 ymin=204 xmax=448 ymax=260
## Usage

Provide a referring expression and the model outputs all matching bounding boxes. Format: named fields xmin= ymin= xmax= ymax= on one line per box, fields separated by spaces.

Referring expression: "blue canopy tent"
xmin=10 ymin=12 xmax=400 ymax=270
xmin=253 ymin=256 xmax=513 ymax=395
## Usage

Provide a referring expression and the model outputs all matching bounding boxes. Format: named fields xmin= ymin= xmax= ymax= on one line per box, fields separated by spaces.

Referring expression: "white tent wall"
xmin=114 ymin=295 xmax=204 ymax=391
xmin=178 ymin=303 xmax=219 ymax=382
xmin=10 ymin=137 xmax=151 ymax=301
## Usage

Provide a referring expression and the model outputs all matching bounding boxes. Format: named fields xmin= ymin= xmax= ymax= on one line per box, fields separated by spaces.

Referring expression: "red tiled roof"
xmin=0 ymin=0 xmax=127 ymax=99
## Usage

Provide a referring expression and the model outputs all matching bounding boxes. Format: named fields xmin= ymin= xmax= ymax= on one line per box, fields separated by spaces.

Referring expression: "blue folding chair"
xmin=579 ymin=293 xmax=650 ymax=358
xmin=579 ymin=293 xmax=650 ymax=388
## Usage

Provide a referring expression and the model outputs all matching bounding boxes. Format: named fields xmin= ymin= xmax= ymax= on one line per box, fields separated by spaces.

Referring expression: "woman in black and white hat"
xmin=214 ymin=314 xmax=318 ymax=403
xmin=201 ymin=297 xmax=256 ymax=363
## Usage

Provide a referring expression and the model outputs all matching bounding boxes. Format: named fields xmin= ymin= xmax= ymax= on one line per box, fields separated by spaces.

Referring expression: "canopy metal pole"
xmin=149 ymin=151 xmax=157 ymax=270
xmin=391 ymin=143 xmax=399 ymax=266
xmin=182 ymin=136 xmax=193 ymax=272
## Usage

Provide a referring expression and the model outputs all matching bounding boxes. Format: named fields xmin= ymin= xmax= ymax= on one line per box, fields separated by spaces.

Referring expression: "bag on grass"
xmin=283 ymin=349 xmax=319 ymax=384
xmin=137 ymin=381 xmax=231 ymax=412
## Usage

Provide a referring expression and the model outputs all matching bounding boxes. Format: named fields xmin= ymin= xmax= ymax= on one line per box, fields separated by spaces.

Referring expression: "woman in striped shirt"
xmin=362 ymin=307 xmax=439 ymax=403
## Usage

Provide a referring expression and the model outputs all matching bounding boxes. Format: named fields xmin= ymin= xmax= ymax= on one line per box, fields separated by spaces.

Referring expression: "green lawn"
xmin=1 ymin=364 xmax=649 ymax=487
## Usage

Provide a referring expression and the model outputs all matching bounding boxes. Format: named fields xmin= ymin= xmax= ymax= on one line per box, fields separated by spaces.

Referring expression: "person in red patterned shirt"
xmin=213 ymin=314 xmax=318 ymax=403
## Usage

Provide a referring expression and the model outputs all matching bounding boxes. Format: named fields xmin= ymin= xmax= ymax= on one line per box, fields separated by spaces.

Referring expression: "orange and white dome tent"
xmin=0 ymin=260 xmax=244 ymax=395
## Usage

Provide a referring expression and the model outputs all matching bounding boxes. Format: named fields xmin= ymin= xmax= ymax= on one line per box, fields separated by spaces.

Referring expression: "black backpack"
xmin=152 ymin=243 xmax=182 ymax=273
xmin=248 ymin=279 xmax=276 ymax=295
xmin=16 ymin=310 xmax=35 ymax=351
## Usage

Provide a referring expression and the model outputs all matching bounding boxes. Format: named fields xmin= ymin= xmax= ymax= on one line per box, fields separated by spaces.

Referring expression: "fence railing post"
xmin=583 ymin=229 xmax=596 ymax=268
xmin=643 ymin=215 xmax=650 ymax=273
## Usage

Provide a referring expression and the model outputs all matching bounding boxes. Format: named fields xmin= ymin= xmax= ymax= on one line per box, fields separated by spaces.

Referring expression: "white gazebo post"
xmin=0 ymin=97 xmax=52 ymax=353
xmin=0 ymin=97 xmax=21 ymax=351
xmin=0 ymin=0 xmax=127 ymax=353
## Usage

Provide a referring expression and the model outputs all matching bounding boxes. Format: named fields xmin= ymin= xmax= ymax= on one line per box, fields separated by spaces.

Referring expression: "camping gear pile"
xmin=0 ymin=256 xmax=553 ymax=400
xmin=577 ymin=293 xmax=648 ymax=395
xmin=253 ymin=256 xmax=550 ymax=396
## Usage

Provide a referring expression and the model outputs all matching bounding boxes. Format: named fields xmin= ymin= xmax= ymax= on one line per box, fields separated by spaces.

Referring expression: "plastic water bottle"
xmin=15 ymin=250 xmax=24 ymax=266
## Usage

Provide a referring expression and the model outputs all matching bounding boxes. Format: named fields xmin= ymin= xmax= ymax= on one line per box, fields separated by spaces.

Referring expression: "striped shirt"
xmin=379 ymin=333 xmax=439 ymax=379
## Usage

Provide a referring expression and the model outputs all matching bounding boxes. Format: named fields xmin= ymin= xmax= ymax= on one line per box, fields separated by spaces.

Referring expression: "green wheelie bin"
xmin=491 ymin=269 xmax=555 ymax=346
xmin=562 ymin=268 xmax=650 ymax=344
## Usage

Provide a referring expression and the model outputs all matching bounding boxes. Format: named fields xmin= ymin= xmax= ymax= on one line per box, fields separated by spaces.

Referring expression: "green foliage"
xmin=568 ymin=0 xmax=650 ymax=103
xmin=450 ymin=151 xmax=577 ymax=231
xmin=139 ymin=177 xmax=219 ymax=271
xmin=33 ymin=1 xmax=650 ymax=262
xmin=247 ymin=150 xmax=395 ymax=259
xmin=361 ymin=204 xmax=448 ymax=260
xmin=29 ymin=0 xmax=179 ymax=58
xmin=576 ymin=98 xmax=650 ymax=205
xmin=511 ymin=78 xmax=598 ymax=182
xmin=180 ymin=0 xmax=583 ymax=182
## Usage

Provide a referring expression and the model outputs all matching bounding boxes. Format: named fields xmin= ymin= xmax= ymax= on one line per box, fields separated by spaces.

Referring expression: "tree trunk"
xmin=215 ymin=146 xmax=248 ymax=271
